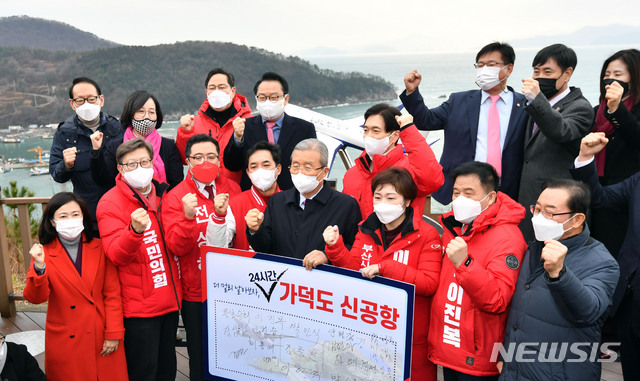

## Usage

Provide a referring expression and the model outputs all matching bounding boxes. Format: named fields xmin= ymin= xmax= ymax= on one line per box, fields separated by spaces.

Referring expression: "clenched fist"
xmin=214 ymin=193 xmax=229 ymax=215
xmin=578 ymin=132 xmax=609 ymax=162
xmin=396 ymin=114 xmax=413 ymax=128
xmin=245 ymin=208 xmax=264 ymax=233
xmin=233 ymin=117 xmax=246 ymax=141
xmin=521 ymin=78 xmax=541 ymax=101
xmin=323 ymin=225 xmax=340 ymax=246
xmin=541 ymin=239 xmax=568 ymax=278
xmin=29 ymin=243 xmax=45 ymax=267
xmin=63 ymin=147 xmax=78 ymax=168
xmin=90 ymin=131 xmax=103 ymax=150
xmin=131 ymin=208 xmax=150 ymax=234
xmin=446 ymin=236 xmax=468 ymax=268
xmin=180 ymin=114 xmax=195 ymax=132
xmin=182 ymin=193 xmax=198 ymax=219
xmin=605 ymin=80 xmax=625 ymax=113
xmin=404 ymin=70 xmax=422 ymax=95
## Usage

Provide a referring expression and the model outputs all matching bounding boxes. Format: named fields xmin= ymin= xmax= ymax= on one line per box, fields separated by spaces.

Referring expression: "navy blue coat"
xmin=247 ymin=182 xmax=362 ymax=260
xmin=400 ymin=87 xmax=528 ymax=204
xmin=500 ymin=225 xmax=619 ymax=381
xmin=223 ymin=113 xmax=316 ymax=191
xmin=49 ymin=113 xmax=123 ymax=228
xmin=571 ymin=160 xmax=640 ymax=317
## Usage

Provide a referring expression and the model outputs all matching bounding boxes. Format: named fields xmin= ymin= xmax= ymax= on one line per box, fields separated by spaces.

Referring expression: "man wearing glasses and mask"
xmin=162 ymin=133 xmax=241 ymax=381
xmin=246 ymin=139 xmax=362 ymax=266
xmin=49 ymin=77 xmax=123 ymax=236
xmin=224 ymin=72 xmax=316 ymax=191
xmin=499 ymin=177 xmax=618 ymax=381
xmin=400 ymin=42 xmax=528 ymax=205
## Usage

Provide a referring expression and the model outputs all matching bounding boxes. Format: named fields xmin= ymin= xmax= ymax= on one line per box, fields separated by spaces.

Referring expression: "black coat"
xmin=90 ymin=135 xmax=184 ymax=191
xmin=224 ymin=113 xmax=316 ymax=191
xmin=590 ymin=102 xmax=640 ymax=257
xmin=247 ymin=182 xmax=362 ymax=260
xmin=48 ymin=113 xmax=123 ymax=226
xmin=0 ymin=342 xmax=46 ymax=381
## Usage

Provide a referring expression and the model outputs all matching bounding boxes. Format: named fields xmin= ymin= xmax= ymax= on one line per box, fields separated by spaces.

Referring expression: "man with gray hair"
xmin=246 ymin=139 xmax=362 ymax=263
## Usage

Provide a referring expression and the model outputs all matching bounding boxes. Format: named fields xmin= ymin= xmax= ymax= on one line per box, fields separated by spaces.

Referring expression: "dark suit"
xmin=247 ymin=182 xmax=362 ymax=260
xmin=224 ymin=114 xmax=316 ymax=191
xmin=518 ymin=88 xmax=593 ymax=241
xmin=400 ymin=87 xmax=528 ymax=204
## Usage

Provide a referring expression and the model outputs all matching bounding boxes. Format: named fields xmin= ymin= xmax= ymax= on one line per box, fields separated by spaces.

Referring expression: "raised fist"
xmin=180 ymin=114 xmax=195 ymax=132
xmin=245 ymin=208 xmax=264 ymax=233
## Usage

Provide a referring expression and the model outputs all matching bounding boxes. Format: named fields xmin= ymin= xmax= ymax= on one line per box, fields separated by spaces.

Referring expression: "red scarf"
xmin=592 ymin=96 xmax=636 ymax=176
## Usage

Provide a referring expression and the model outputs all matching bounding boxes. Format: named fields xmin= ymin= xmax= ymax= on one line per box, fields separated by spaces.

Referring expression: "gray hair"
xmin=292 ymin=138 xmax=328 ymax=167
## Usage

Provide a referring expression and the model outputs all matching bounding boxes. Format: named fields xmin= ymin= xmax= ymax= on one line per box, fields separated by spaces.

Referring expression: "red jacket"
xmin=162 ymin=174 xmax=241 ymax=302
xmin=342 ymin=123 xmax=443 ymax=222
xmin=228 ymin=186 xmax=279 ymax=251
xmin=325 ymin=208 xmax=442 ymax=380
xmin=97 ymin=175 xmax=182 ymax=318
xmin=428 ymin=192 xmax=526 ymax=376
xmin=175 ymin=94 xmax=253 ymax=184
xmin=23 ymin=236 xmax=128 ymax=381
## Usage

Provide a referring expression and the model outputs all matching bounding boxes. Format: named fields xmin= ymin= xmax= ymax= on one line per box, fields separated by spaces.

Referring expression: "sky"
xmin=2 ymin=0 xmax=640 ymax=56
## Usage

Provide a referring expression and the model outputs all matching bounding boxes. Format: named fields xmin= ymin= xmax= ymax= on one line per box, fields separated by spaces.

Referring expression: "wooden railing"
xmin=0 ymin=197 xmax=50 ymax=317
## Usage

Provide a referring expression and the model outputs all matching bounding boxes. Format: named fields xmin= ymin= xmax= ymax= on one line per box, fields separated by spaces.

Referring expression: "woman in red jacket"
xmin=323 ymin=167 xmax=442 ymax=380
xmin=24 ymin=192 xmax=128 ymax=381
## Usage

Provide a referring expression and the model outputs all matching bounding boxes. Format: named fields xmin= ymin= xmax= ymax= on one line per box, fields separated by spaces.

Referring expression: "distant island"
xmin=0 ymin=16 xmax=397 ymax=127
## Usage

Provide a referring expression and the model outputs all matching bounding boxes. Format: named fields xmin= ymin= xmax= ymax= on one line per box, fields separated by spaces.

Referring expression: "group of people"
xmin=18 ymin=41 xmax=639 ymax=381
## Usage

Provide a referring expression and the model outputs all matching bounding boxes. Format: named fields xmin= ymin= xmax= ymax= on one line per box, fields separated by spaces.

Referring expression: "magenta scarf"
xmin=592 ymin=97 xmax=636 ymax=176
xmin=123 ymin=126 xmax=167 ymax=183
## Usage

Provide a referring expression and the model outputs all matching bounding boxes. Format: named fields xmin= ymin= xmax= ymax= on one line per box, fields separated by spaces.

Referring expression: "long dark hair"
xmin=39 ymin=192 xmax=93 ymax=245
xmin=599 ymin=49 xmax=640 ymax=106
xmin=120 ymin=90 xmax=164 ymax=129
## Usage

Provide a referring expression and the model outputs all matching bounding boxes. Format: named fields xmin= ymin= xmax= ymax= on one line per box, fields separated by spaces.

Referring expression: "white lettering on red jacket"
xmin=393 ymin=249 xmax=410 ymax=265
xmin=442 ymin=282 xmax=464 ymax=347
xmin=360 ymin=244 xmax=374 ymax=267
xmin=143 ymin=229 xmax=169 ymax=289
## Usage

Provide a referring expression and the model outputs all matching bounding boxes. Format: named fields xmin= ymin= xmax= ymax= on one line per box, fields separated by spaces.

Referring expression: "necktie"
xmin=204 ymin=184 xmax=215 ymax=202
xmin=301 ymin=199 xmax=306 ymax=210
xmin=265 ymin=121 xmax=276 ymax=144
xmin=486 ymin=95 xmax=502 ymax=177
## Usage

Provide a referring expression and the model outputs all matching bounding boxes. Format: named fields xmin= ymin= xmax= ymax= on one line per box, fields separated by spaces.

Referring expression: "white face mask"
xmin=374 ymin=202 xmax=406 ymax=224
xmin=54 ymin=217 xmax=85 ymax=240
xmin=531 ymin=213 xmax=575 ymax=242
xmin=291 ymin=171 xmax=323 ymax=195
xmin=364 ymin=134 xmax=393 ymax=157
xmin=123 ymin=166 xmax=154 ymax=189
xmin=248 ymin=168 xmax=277 ymax=192
xmin=475 ymin=66 xmax=505 ymax=91
xmin=256 ymin=97 xmax=286 ymax=120
xmin=207 ymin=90 xmax=232 ymax=110
xmin=75 ymin=102 xmax=101 ymax=121
xmin=452 ymin=193 xmax=490 ymax=224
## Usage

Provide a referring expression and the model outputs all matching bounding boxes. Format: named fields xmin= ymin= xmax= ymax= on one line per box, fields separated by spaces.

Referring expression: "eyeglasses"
xmin=71 ymin=96 xmax=100 ymax=106
xmin=134 ymin=109 xmax=157 ymax=119
xmin=529 ymin=205 xmax=575 ymax=220
xmin=188 ymin=154 xmax=219 ymax=164
xmin=256 ymin=94 xmax=287 ymax=102
xmin=120 ymin=158 xmax=153 ymax=171
xmin=289 ymin=164 xmax=323 ymax=175
xmin=474 ymin=61 xmax=505 ymax=69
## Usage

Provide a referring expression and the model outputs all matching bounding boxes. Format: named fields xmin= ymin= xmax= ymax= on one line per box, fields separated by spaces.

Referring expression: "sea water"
xmin=2 ymin=45 xmax=638 ymax=198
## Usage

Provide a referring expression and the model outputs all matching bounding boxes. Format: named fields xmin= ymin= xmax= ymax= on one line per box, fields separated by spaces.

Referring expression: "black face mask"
xmin=602 ymin=78 xmax=631 ymax=98
xmin=536 ymin=77 xmax=562 ymax=100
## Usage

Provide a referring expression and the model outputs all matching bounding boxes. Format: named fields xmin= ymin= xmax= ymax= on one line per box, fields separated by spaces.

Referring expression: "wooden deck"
xmin=0 ymin=312 xmax=625 ymax=381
